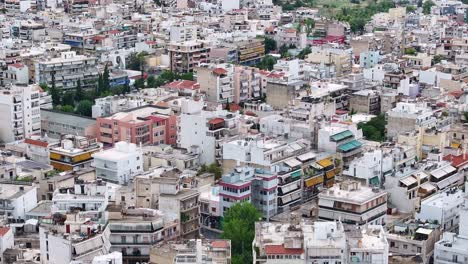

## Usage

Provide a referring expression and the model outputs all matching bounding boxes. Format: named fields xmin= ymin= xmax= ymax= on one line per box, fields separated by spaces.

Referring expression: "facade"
xmin=92 ymin=141 xmax=143 ymax=185
xmin=49 ymin=135 xmax=102 ymax=171
xmin=0 ymin=183 xmax=37 ymax=220
xmin=92 ymin=96 xmax=147 ymax=118
xmin=386 ymin=102 xmax=436 ymax=140
xmin=96 ymin=106 xmax=177 ymax=147
xmin=318 ymin=181 xmax=387 ymax=226
xmin=349 ymin=90 xmax=380 ymax=115
xmin=195 ymin=64 xmax=234 ymax=104
xmin=35 ymin=51 xmax=98 ymax=90
xmin=168 ymin=41 xmax=210 ymax=73
xmin=232 ymin=66 xmax=264 ymax=103
xmin=0 ymin=84 xmax=42 ymax=143
xmin=41 ymin=109 xmax=97 ymax=139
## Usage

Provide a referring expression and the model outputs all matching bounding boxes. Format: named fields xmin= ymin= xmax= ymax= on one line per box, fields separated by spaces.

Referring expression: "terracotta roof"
xmin=228 ymin=103 xmax=241 ymax=112
xmin=9 ymin=63 xmax=24 ymax=69
xmin=212 ymin=68 xmax=228 ymax=75
xmin=211 ymin=240 xmax=229 ymax=248
xmin=144 ymin=115 xmax=167 ymax=123
xmin=91 ymin=35 xmax=106 ymax=41
xmin=443 ymin=154 xmax=468 ymax=168
xmin=25 ymin=138 xmax=49 ymax=147
xmin=208 ymin=118 xmax=225 ymax=125
xmin=107 ymin=30 xmax=121 ymax=35
xmin=145 ymin=40 xmax=157 ymax=45
xmin=264 ymin=245 xmax=304 ymax=255
xmin=0 ymin=227 xmax=10 ymax=237
xmin=335 ymin=109 xmax=348 ymax=115
xmin=164 ymin=80 xmax=200 ymax=90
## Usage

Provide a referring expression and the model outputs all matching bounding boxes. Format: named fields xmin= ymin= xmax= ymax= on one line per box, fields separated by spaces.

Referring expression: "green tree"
xmin=463 ymin=112 xmax=468 ymax=123
xmin=147 ymin=75 xmax=157 ymax=88
xmin=432 ymin=55 xmax=444 ymax=65
xmin=75 ymin=79 xmax=83 ymax=102
xmin=264 ymin=37 xmax=277 ymax=54
xmin=179 ymin=72 xmax=194 ymax=81
xmin=304 ymin=18 xmax=315 ymax=36
xmin=127 ymin=52 xmax=148 ymax=71
xmin=297 ymin=46 xmax=311 ymax=59
xmin=279 ymin=44 xmax=289 ymax=58
xmin=102 ymin=64 xmax=110 ymax=93
xmin=405 ymin=47 xmax=417 ymax=55
xmin=406 ymin=5 xmax=416 ymax=13
xmin=97 ymin=74 xmax=103 ymax=95
xmin=357 ymin=114 xmax=387 ymax=142
xmin=465 ymin=8 xmax=468 ymax=23
xmin=62 ymin=91 xmax=75 ymax=107
xmin=422 ymin=0 xmax=435 ymax=14
xmin=50 ymin=73 xmax=61 ymax=106
xmin=75 ymin=100 xmax=93 ymax=117
xmin=134 ymin=78 xmax=145 ymax=89
xmin=222 ymin=202 xmax=261 ymax=264
xmin=256 ymin=55 xmax=277 ymax=70
xmin=60 ymin=105 xmax=75 ymax=113
xmin=39 ymin=83 xmax=48 ymax=91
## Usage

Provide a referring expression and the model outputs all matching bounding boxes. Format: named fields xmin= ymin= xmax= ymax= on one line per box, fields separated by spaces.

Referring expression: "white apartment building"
xmin=348 ymin=225 xmax=389 ymax=264
xmin=253 ymin=220 xmax=348 ymax=263
xmin=0 ymin=84 xmax=42 ymax=143
xmin=92 ymin=141 xmax=143 ymax=185
xmin=0 ymin=183 xmax=37 ymax=220
xmin=386 ymin=102 xmax=436 ymax=140
xmin=416 ymin=188 xmax=464 ymax=232
xmin=343 ymin=149 xmax=391 ymax=186
xmin=39 ymin=221 xmax=111 ymax=264
xmin=170 ymin=23 xmax=198 ymax=42
xmin=178 ymin=100 xmax=237 ymax=165
xmin=35 ymin=51 xmax=99 ymax=91
xmin=317 ymin=125 xmax=363 ymax=168
xmin=51 ymin=181 xmax=108 ymax=214
xmin=318 ymin=181 xmax=387 ymax=226
xmin=92 ymin=96 xmax=147 ymax=118
xmin=272 ymin=59 xmax=305 ymax=83
xmin=434 ymin=184 xmax=468 ymax=264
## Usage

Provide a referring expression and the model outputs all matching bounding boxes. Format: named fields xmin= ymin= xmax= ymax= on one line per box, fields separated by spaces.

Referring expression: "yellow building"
xmin=49 ymin=135 xmax=102 ymax=171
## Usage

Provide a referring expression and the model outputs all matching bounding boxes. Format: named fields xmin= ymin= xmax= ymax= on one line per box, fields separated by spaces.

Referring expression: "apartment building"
xmin=225 ymin=39 xmax=265 ymax=66
xmin=51 ymin=181 xmax=108 ymax=214
xmin=108 ymin=207 xmax=169 ymax=263
xmin=232 ymin=66 xmax=264 ymax=103
xmin=416 ymin=188 xmax=464 ymax=232
xmin=156 ymin=170 xmax=200 ymax=239
xmin=41 ymin=109 xmax=97 ymax=139
xmin=178 ymin=100 xmax=237 ymax=165
xmin=151 ymin=239 xmax=231 ymax=264
xmin=387 ymin=221 xmax=441 ymax=264
xmin=92 ymin=141 xmax=143 ymax=185
xmin=318 ymin=181 xmax=387 ymax=226
xmin=96 ymin=105 xmax=177 ymax=147
xmin=318 ymin=126 xmax=363 ymax=168
xmin=1 ymin=63 xmax=29 ymax=85
xmin=49 ymin=135 xmax=102 ymax=171
xmin=168 ymin=41 xmax=210 ymax=73
xmin=349 ymin=90 xmax=381 ymax=115
xmin=195 ymin=64 xmax=234 ymax=104
xmin=386 ymin=102 xmax=436 ymax=140
xmin=39 ymin=218 xmax=111 ymax=264
xmin=35 ymin=51 xmax=99 ymax=91
xmin=272 ymin=59 xmax=305 ymax=83
xmin=306 ymin=46 xmax=353 ymax=76
xmin=0 ymin=183 xmax=37 ymax=220
xmin=0 ymin=84 xmax=42 ymax=143
xmin=253 ymin=220 xmax=348 ymax=263
xmin=434 ymin=188 xmax=468 ymax=264
xmin=170 ymin=23 xmax=198 ymax=42
xmin=219 ymin=167 xmax=278 ymax=220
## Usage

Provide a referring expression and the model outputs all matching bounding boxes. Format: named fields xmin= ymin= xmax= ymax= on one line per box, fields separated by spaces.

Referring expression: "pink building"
xmin=232 ymin=66 xmax=265 ymax=103
xmin=96 ymin=106 xmax=177 ymax=146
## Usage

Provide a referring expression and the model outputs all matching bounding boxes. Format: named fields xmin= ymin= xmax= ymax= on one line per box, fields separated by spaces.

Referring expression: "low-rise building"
xmin=41 ymin=109 xmax=97 ymax=139
xmin=92 ymin=141 xmax=143 ymax=185
xmin=0 ymin=183 xmax=37 ymax=220
xmin=318 ymin=181 xmax=387 ymax=226
xmin=49 ymin=135 xmax=102 ymax=171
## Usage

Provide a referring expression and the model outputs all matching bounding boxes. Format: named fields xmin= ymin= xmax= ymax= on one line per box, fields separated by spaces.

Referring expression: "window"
xmin=403 ymin=244 xmax=408 ymax=250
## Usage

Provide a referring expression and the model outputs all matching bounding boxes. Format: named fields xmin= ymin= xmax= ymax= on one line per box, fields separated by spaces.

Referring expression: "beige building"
xmin=398 ymin=127 xmax=448 ymax=159
xmin=168 ymin=40 xmax=210 ymax=73
xmin=194 ymin=64 xmax=234 ymax=104
xmin=266 ymin=80 xmax=303 ymax=110
xmin=349 ymin=89 xmax=380 ymax=115
xmin=305 ymin=48 xmax=352 ymax=76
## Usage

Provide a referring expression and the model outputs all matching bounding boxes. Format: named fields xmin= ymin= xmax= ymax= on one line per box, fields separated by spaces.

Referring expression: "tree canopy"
xmin=221 ymin=202 xmax=261 ymax=264
xmin=358 ymin=114 xmax=387 ymax=142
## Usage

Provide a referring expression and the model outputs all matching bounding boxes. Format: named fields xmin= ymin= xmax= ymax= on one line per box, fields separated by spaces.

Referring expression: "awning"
xmin=431 ymin=165 xmax=456 ymax=179
xmin=451 ymin=143 xmax=460 ymax=148
xmin=318 ymin=199 xmax=335 ymax=207
xmin=326 ymin=170 xmax=335 ymax=179
xmin=284 ymin=158 xmax=302 ymax=168
xmin=338 ymin=140 xmax=362 ymax=152
xmin=305 ymin=176 xmax=323 ymax=187
xmin=317 ymin=158 xmax=333 ymax=168
xmin=297 ymin=152 xmax=317 ymax=162
xmin=400 ymin=176 xmax=417 ymax=186
xmin=369 ymin=176 xmax=379 ymax=186
xmin=330 ymin=130 xmax=353 ymax=142
xmin=416 ymin=228 xmax=433 ymax=235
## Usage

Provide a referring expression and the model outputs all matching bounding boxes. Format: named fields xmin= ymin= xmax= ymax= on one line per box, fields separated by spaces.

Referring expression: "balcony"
xmin=181 ymin=201 xmax=199 ymax=212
